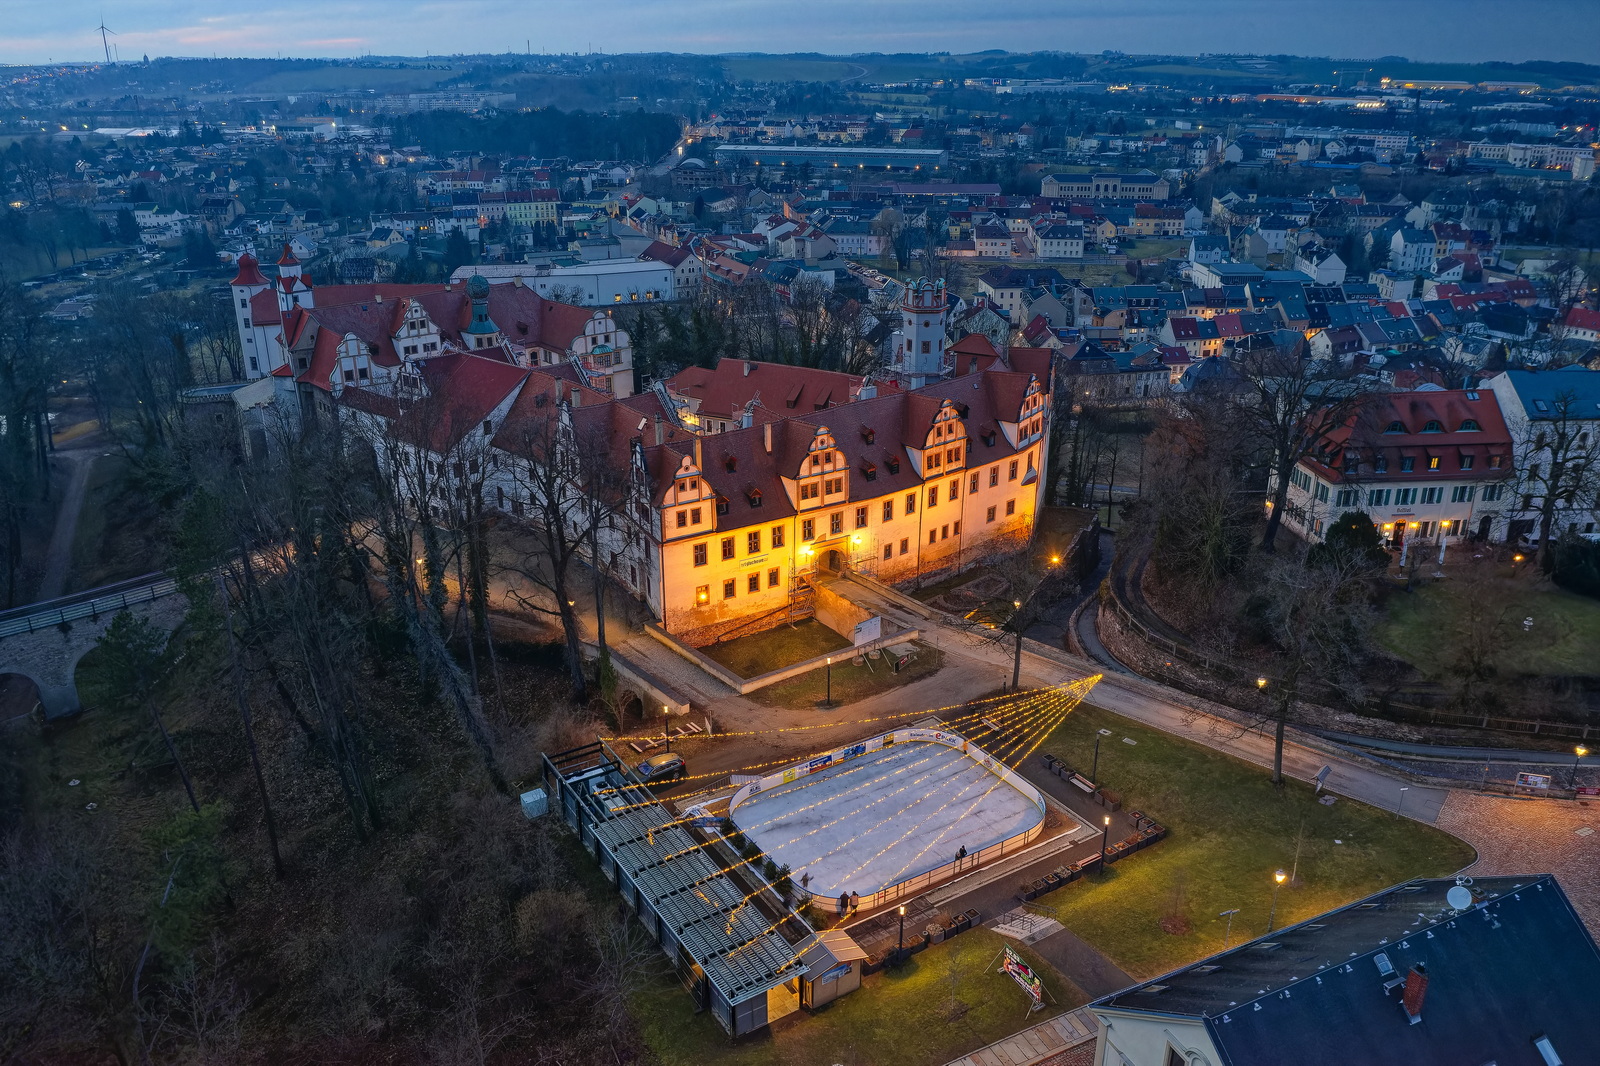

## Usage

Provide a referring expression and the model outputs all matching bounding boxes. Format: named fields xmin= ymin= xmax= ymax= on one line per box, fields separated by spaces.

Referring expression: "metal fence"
xmin=1101 ymin=576 xmax=1599 ymax=742
xmin=0 ymin=575 xmax=179 ymax=639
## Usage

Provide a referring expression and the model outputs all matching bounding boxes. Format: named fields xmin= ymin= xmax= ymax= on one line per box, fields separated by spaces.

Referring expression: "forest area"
xmin=0 ymin=270 xmax=659 ymax=1063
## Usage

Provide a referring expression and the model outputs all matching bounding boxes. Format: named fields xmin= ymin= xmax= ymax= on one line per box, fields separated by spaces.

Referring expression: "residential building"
xmin=1277 ymin=388 xmax=1513 ymax=548
xmin=1042 ymin=171 xmax=1171 ymax=200
xmin=640 ymin=240 xmax=705 ymax=297
xmin=1091 ymin=874 xmax=1600 ymax=1066
xmin=1487 ymin=365 xmax=1600 ymax=542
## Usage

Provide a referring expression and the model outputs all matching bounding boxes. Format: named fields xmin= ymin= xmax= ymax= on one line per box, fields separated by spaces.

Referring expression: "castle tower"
xmin=894 ymin=277 xmax=949 ymax=389
xmin=463 ymin=274 xmax=503 ymax=350
xmin=229 ymin=252 xmax=270 ymax=378
xmin=275 ymin=242 xmax=315 ymax=315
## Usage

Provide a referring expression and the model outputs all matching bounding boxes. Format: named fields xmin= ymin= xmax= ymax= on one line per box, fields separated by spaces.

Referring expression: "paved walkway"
xmin=1436 ymin=791 xmax=1600 ymax=938
xmin=35 ymin=451 xmax=98 ymax=601
xmin=945 ymin=1007 xmax=1098 ymax=1066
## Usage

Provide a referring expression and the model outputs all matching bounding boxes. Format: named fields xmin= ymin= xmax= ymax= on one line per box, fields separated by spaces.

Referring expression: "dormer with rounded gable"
xmin=1001 ymin=375 xmax=1049 ymax=450
xmin=912 ymin=399 xmax=968 ymax=479
xmin=784 ymin=427 xmax=848 ymax=511
xmin=661 ymin=442 xmax=714 ymax=541
xmin=571 ymin=310 xmax=635 ymax=399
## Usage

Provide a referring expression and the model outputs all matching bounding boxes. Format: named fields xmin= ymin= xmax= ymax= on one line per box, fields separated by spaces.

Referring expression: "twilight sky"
xmin=7 ymin=0 xmax=1600 ymax=66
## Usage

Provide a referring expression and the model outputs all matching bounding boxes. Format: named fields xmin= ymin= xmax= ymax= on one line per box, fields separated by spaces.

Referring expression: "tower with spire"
xmin=274 ymin=242 xmax=315 ymax=315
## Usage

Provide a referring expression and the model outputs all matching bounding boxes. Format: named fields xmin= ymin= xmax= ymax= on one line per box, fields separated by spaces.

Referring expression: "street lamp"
xmin=1256 ymin=676 xmax=1268 ymax=691
xmin=1091 ymin=727 xmax=1113 ymax=783
xmin=1395 ymin=786 xmax=1410 ymax=819
xmin=897 ymin=903 xmax=906 ymax=957
xmin=819 ymin=656 xmax=835 ymax=709
xmin=1009 ymin=600 xmax=1025 ymax=691
xmin=1512 ymin=552 xmax=1524 ymax=576
xmin=1267 ymin=869 xmax=1287 ymax=933
xmin=1219 ymin=908 xmax=1240 ymax=948
xmin=1099 ymin=814 xmax=1112 ymax=867
xmin=1574 ymin=745 xmax=1589 ymax=790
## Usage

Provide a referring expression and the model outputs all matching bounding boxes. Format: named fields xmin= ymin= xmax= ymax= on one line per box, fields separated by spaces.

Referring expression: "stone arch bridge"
xmin=0 ymin=575 xmax=188 ymax=718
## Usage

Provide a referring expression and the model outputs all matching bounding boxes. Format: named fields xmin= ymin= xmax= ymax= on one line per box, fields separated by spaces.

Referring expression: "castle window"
xmin=1422 ymin=420 xmax=1443 ymax=433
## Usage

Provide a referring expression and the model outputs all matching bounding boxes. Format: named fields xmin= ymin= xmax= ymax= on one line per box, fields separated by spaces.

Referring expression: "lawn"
xmin=1033 ymin=703 xmax=1475 ymax=980
xmin=750 ymin=644 xmax=944 ymax=708
xmin=1377 ymin=578 xmax=1600 ymax=678
xmin=702 ymin=620 xmax=851 ymax=679
xmin=631 ymin=927 xmax=1084 ymax=1066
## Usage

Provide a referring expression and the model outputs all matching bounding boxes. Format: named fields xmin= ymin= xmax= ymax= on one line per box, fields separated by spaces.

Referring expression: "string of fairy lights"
xmin=610 ymin=677 xmax=1100 ymax=958
xmin=720 ymin=678 xmax=1098 ymax=963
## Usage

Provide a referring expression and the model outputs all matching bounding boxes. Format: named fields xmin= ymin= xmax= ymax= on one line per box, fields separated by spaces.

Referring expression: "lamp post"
xmin=897 ymin=903 xmax=906 ymax=958
xmin=1010 ymin=599 xmax=1024 ymax=692
xmin=1099 ymin=814 xmax=1111 ymax=868
xmin=1091 ymin=728 xmax=1113 ymax=783
xmin=663 ymin=704 xmax=671 ymax=752
xmin=1395 ymin=786 xmax=1409 ymax=820
xmin=1512 ymin=552 xmax=1524 ymax=576
xmin=1267 ymin=869 xmax=1287 ymax=933
xmin=1219 ymin=908 xmax=1240 ymax=949
xmin=1573 ymin=745 xmax=1589 ymax=791
xmin=819 ymin=657 xmax=835 ymax=710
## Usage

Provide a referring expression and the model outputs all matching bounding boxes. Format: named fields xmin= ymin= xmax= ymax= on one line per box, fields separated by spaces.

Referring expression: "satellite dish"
xmin=1446 ymin=886 xmax=1473 ymax=911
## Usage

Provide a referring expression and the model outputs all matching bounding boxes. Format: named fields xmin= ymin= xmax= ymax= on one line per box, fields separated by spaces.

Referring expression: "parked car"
xmin=636 ymin=751 xmax=686 ymax=784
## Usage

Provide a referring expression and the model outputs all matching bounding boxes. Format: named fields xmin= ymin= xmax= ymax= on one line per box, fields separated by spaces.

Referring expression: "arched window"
xmin=1384 ymin=420 xmax=1406 ymax=433
xmin=1422 ymin=420 xmax=1443 ymax=433
xmin=1460 ymin=419 xmax=1480 ymax=431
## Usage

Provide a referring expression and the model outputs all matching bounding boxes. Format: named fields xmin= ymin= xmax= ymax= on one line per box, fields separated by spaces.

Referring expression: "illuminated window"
xmin=695 ymin=584 xmax=709 ymax=604
xmin=802 ymin=518 xmax=815 ymax=540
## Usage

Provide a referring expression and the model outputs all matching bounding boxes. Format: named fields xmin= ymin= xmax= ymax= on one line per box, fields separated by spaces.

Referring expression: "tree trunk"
xmin=219 ymin=575 xmax=284 ymax=879
xmin=1260 ymin=462 xmax=1291 ymax=552
xmin=148 ymin=699 xmax=200 ymax=814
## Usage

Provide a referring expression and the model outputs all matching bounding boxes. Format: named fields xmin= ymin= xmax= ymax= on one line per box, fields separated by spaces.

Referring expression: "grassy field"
xmin=702 ymin=620 xmax=852 ymax=679
xmin=1122 ymin=239 xmax=1189 ymax=259
xmin=1034 ymin=703 xmax=1474 ymax=980
xmin=632 ymin=927 xmax=1083 ymax=1066
xmin=1377 ymin=578 xmax=1600 ymax=678
xmin=750 ymin=644 xmax=944 ymax=708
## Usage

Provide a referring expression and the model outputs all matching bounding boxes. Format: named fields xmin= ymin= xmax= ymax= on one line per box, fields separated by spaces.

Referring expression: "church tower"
xmin=893 ymin=277 xmax=949 ymax=389
xmin=229 ymin=251 xmax=270 ymax=378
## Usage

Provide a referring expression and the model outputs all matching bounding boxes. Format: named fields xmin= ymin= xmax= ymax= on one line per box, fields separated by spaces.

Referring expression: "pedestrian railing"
xmin=0 ymin=574 xmax=180 ymax=639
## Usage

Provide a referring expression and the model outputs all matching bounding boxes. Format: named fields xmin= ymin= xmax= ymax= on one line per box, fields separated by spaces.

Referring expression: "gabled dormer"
xmin=1004 ymin=375 xmax=1048 ymax=449
xmin=394 ymin=297 xmax=441 ymax=361
xmin=786 ymin=426 xmax=847 ymax=510
xmin=913 ymin=399 xmax=968 ymax=478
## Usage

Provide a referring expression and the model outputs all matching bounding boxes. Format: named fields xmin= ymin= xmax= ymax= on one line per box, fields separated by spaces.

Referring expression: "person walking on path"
xmin=837 ymin=893 xmax=848 ymax=918
xmin=849 ymin=891 xmax=860 ymax=915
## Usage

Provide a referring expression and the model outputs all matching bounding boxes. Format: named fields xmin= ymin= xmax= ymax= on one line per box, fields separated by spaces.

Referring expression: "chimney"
xmin=693 ymin=437 xmax=703 ymax=471
xmin=375 ymin=292 xmax=383 ymax=304
xmin=1401 ymin=964 xmax=1428 ymax=1025
xmin=763 ymin=421 xmax=772 ymax=454
xmin=571 ymin=389 xmax=580 ymax=408
xmin=653 ymin=416 xmax=664 ymax=446
xmin=445 ymin=281 xmax=453 ymax=292
xmin=512 ymin=275 xmax=524 ymax=288
xmin=743 ymin=360 xmax=753 ymax=377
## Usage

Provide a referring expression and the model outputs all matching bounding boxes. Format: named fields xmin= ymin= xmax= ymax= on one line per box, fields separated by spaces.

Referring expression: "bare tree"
xmin=1233 ymin=337 xmax=1369 ymax=553
xmin=1502 ymin=389 xmax=1600 ymax=569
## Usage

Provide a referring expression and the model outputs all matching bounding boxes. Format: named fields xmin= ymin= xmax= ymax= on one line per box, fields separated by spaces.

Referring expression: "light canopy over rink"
xmin=729 ymin=729 xmax=1050 ymax=902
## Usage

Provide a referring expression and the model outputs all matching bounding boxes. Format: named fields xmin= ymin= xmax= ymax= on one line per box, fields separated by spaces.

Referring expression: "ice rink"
xmin=730 ymin=740 xmax=1044 ymax=901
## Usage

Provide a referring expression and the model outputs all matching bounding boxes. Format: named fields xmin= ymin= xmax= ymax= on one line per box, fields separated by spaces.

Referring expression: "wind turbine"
xmin=96 ymin=19 xmax=117 ymax=65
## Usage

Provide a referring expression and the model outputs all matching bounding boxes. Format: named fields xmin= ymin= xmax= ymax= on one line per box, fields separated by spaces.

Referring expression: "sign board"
xmin=1516 ymin=772 xmax=1552 ymax=790
xmin=852 ymin=615 xmax=883 ymax=647
xmin=1577 ymin=786 xmax=1600 ymax=797
xmin=1314 ymin=765 xmax=1333 ymax=793
xmin=1001 ymin=947 xmax=1044 ymax=1010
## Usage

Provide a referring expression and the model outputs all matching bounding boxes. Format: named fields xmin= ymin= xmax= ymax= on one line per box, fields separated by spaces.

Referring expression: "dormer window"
xmin=746 ymin=489 xmax=762 ymax=507
xmin=886 ymin=456 xmax=900 ymax=475
xmin=1384 ymin=421 xmax=1405 ymax=433
xmin=861 ymin=461 xmax=878 ymax=481
xmin=1460 ymin=419 xmax=1480 ymax=431
xmin=861 ymin=427 xmax=875 ymax=444
xmin=716 ymin=496 xmax=729 ymax=516
xmin=1422 ymin=420 xmax=1443 ymax=433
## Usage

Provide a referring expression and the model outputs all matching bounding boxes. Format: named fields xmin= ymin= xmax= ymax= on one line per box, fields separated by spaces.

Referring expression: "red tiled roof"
xmin=665 ymin=361 xmax=883 ymax=423
xmin=277 ymin=242 xmax=299 ymax=266
xmin=230 ymin=253 xmax=267 ymax=287
xmin=1564 ymin=307 xmax=1600 ymax=332
xmin=1303 ymin=389 xmax=1513 ymax=484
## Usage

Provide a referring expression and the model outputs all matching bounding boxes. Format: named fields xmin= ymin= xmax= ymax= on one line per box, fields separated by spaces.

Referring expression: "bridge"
xmin=0 ymin=574 xmax=188 ymax=718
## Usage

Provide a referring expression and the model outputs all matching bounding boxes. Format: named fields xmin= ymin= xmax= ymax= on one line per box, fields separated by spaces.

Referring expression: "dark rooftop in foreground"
xmin=1096 ymin=874 xmax=1600 ymax=1066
